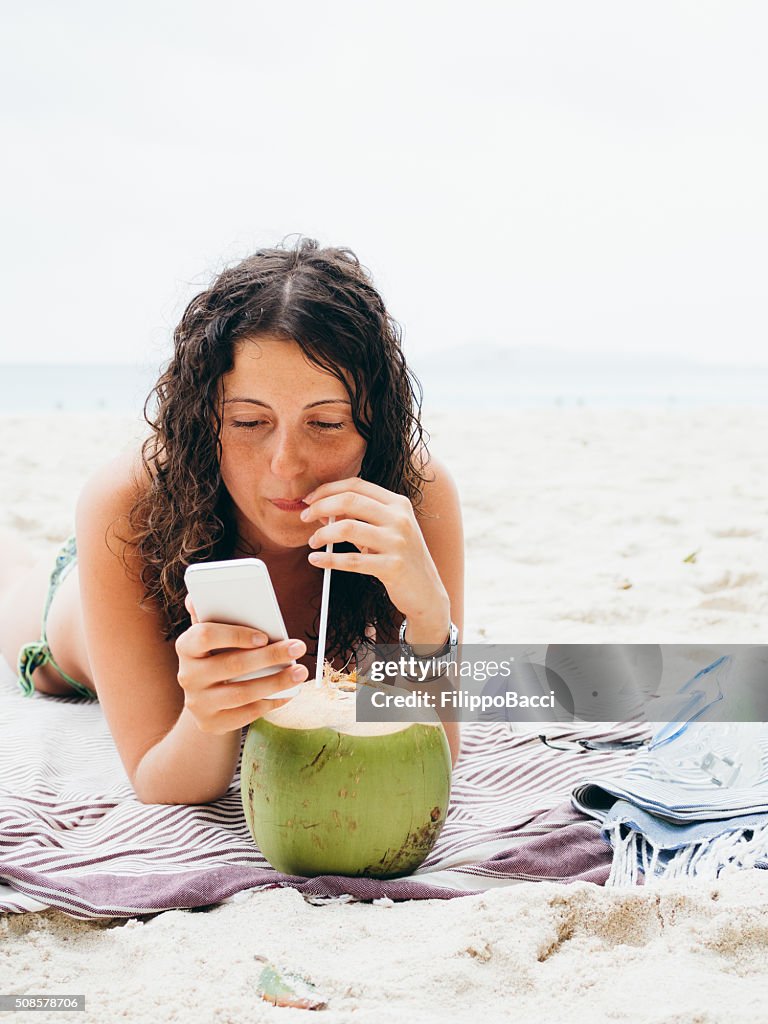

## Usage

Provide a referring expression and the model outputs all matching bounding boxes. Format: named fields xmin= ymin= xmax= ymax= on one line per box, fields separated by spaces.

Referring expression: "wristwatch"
xmin=398 ymin=619 xmax=459 ymax=679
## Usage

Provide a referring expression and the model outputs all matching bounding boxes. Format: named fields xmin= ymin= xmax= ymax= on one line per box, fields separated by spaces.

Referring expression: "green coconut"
xmin=240 ymin=671 xmax=452 ymax=878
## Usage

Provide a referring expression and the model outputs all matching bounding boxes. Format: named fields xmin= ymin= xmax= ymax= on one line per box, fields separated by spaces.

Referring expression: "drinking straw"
xmin=314 ymin=515 xmax=335 ymax=687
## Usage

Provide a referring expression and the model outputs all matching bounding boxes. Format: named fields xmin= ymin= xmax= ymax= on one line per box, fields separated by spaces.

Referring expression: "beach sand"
xmin=1 ymin=407 xmax=767 ymax=1023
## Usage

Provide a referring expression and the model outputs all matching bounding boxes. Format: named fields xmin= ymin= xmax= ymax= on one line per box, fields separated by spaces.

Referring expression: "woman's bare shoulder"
xmin=412 ymin=446 xmax=460 ymax=518
xmin=79 ymin=443 xmax=151 ymax=507
xmin=76 ymin=442 xmax=154 ymax=552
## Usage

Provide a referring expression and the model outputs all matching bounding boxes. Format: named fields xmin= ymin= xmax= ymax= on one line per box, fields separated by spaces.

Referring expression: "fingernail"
xmin=288 ymin=641 xmax=305 ymax=657
xmin=291 ymin=665 xmax=307 ymax=682
xmin=253 ymin=633 xmax=268 ymax=646
xmin=308 ymin=552 xmax=322 ymax=563
xmin=300 ymin=508 xmax=310 ymax=520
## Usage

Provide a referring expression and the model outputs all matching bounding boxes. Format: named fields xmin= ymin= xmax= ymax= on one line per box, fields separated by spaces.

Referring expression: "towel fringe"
xmin=606 ymin=823 xmax=639 ymax=887
xmin=606 ymin=820 xmax=768 ymax=887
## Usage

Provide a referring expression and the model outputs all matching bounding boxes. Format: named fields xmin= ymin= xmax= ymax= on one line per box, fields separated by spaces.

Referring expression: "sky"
xmin=1 ymin=0 xmax=766 ymax=367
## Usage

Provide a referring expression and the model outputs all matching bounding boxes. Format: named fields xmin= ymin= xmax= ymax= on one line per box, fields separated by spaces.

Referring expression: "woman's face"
xmin=218 ymin=336 xmax=367 ymax=554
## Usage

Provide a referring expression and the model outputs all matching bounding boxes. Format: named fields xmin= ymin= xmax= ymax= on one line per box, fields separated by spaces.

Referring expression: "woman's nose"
xmin=268 ymin=429 xmax=308 ymax=478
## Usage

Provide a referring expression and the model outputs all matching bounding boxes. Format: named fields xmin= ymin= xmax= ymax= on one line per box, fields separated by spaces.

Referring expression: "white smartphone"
xmin=183 ymin=558 xmax=301 ymax=699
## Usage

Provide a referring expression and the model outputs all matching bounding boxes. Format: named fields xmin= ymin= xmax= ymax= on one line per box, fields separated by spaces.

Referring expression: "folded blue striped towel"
xmin=571 ymin=732 xmax=768 ymax=886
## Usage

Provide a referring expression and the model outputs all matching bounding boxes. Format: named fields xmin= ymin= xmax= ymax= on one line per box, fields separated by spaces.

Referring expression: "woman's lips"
xmin=270 ymin=498 xmax=309 ymax=512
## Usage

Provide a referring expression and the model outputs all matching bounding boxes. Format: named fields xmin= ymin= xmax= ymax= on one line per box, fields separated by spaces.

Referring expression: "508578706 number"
xmin=0 ymin=995 xmax=85 ymax=1011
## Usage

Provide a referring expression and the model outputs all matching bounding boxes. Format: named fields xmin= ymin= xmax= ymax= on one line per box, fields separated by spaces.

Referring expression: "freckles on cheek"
xmin=219 ymin=454 xmax=253 ymax=498
xmin=311 ymin=439 xmax=365 ymax=480
xmin=331 ymin=455 xmax=365 ymax=482
xmin=344 ymin=439 xmax=367 ymax=474
xmin=218 ymin=451 xmax=234 ymax=485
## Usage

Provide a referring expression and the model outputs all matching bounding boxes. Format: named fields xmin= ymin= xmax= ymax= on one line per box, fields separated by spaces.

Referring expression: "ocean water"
xmin=0 ymin=364 xmax=160 ymax=415
xmin=1 ymin=353 xmax=767 ymax=414
xmin=410 ymin=349 xmax=768 ymax=410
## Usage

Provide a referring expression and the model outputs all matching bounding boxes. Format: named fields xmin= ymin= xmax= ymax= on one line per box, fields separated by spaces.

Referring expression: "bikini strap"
xmin=17 ymin=640 xmax=95 ymax=699
xmin=17 ymin=536 xmax=96 ymax=701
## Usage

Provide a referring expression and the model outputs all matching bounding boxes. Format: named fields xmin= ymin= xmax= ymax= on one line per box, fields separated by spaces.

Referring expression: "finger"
xmin=212 ymin=663 xmax=309 ymax=708
xmin=308 ymin=519 xmax=383 ymax=553
xmin=259 ymin=696 xmax=296 ymax=712
xmin=301 ymin=491 xmax=396 ymax=528
xmin=304 ymin=477 xmax=402 ymax=506
xmin=202 ymin=694 xmax=300 ymax=733
xmin=176 ymin=622 xmax=274 ymax=659
xmin=181 ymin=650 xmax=291 ymax=690
xmin=184 ymin=593 xmax=200 ymax=625
xmin=197 ymin=639 xmax=306 ymax=685
xmin=307 ymin=550 xmax=386 ymax=574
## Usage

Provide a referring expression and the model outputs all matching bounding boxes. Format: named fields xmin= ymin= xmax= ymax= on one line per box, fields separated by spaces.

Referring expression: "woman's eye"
xmin=310 ymin=421 xmax=345 ymax=431
xmin=232 ymin=420 xmax=344 ymax=432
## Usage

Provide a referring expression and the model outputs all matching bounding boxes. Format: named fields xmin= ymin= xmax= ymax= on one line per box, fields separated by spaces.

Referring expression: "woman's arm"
xmin=301 ymin=452 xmax=465 ymax=766
xmin=411 ymin=454 xmax=464 ymax=766
xmin=75 ymin=451 xmax=305 ymax=805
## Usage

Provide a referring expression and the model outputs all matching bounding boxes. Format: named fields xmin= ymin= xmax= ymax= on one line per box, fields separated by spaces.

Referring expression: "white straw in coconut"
xmin=314 ymin=515 xmax=335 ymax=687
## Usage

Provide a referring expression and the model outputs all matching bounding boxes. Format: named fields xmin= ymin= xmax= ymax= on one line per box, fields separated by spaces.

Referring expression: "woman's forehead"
xmin=223 ymin=336 xmax=351 ymax=400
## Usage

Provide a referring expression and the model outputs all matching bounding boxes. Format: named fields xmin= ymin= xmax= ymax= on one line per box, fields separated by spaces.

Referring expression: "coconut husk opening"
xmin=263 ymin=660 xmax=442 ymax=736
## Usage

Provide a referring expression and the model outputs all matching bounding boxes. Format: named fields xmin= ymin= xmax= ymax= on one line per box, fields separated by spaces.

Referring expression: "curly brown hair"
xmin=124 ymin=237 xmax=432 ymax=663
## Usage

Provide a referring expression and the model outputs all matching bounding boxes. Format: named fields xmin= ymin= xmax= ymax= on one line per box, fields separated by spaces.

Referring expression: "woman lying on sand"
xmin=0 ymin=238 xmax=463 ymax=804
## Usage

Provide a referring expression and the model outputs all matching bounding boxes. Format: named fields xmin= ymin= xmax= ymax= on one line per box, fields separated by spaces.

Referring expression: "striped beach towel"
xmin=572 ymin=732 xmax=768 ymax=885
xmin=1 ymin=655 xmax=647 ymax=919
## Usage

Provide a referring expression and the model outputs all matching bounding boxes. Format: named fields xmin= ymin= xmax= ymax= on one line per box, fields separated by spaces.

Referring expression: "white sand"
xmin=3 ymin=873 xmax=768 ymax=1023
xmin=1 ymin=407 xmax=767 ymax=1023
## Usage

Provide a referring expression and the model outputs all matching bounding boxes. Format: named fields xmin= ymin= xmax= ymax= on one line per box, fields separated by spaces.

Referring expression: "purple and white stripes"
xmin=0 ymin=656 xmax=647 ymax=918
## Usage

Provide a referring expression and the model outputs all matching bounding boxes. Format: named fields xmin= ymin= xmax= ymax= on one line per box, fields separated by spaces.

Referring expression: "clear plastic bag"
xmin=647 ymin=656 xmax=764 ymax=789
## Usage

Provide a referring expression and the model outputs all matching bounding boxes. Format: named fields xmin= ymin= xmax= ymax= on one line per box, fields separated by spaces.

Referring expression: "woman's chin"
xmin=272 ymin=519 xmax=317 ymax=548
xmin=236 ymin=514 xmax=312 ymax=555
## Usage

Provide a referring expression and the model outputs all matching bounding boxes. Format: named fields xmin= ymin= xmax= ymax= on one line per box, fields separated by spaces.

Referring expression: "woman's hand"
xmin=175 ymin=596 xmax=309 ymax=734
xmin=301 ymin=478 xmax=451 ymax=646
